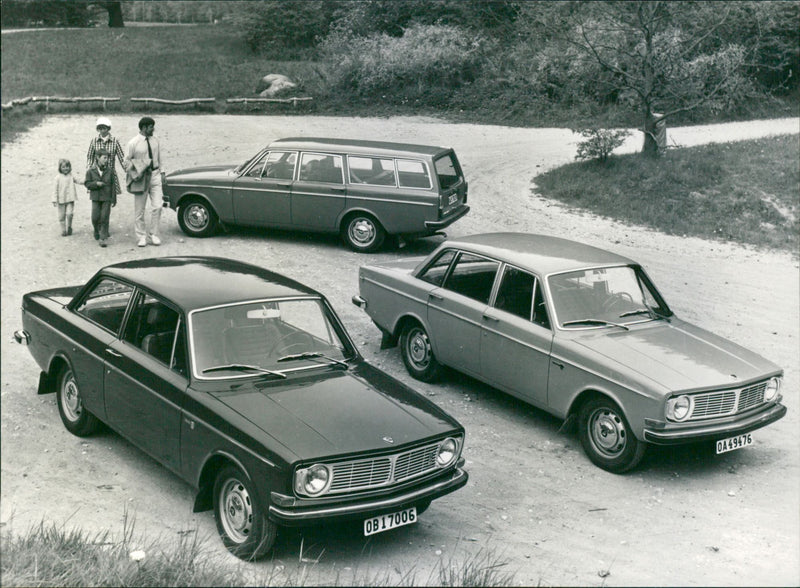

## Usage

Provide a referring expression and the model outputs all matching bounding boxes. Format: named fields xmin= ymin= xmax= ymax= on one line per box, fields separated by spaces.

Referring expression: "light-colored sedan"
xmin=353 ymin=233 xmax=786 ymax=473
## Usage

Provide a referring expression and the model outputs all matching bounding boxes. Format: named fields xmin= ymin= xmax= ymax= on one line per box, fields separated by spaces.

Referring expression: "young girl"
xmin=53 ymin=158 xmax=83 ymax=236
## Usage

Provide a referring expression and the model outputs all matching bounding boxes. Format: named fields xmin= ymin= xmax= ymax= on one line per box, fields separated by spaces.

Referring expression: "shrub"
xmin=573 ymin=128 xmax=632 ymax=162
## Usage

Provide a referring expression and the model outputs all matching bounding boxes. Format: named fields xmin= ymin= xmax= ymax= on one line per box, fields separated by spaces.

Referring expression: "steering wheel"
xmin=269 ymin=331 xmax=314 ymax=357
xmin=601 ymin=292 xmax=634 ymax=313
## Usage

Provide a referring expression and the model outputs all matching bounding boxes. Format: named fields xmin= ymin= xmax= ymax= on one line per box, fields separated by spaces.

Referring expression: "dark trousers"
xmin=91 ymin=200 xmax=112 ymax=240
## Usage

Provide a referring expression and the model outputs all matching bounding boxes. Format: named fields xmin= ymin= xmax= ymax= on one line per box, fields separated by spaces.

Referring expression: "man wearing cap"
xmin=86 ymin=117 xmax=127 ymax=204
xmin=125 ymin=116 xmax=165 ymax=247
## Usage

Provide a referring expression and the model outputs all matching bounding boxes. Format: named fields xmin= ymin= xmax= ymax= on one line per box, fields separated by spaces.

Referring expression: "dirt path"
xmin=2 ymin=115 xmax=798 ymax=586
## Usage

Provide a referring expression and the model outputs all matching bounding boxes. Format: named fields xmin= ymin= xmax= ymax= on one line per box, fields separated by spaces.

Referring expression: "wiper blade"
xmin=562 ymin=318 xmax=630 ymax=331
xmin=276 ymin=352 xmax=348 ymax=369
xmin=202 ymin=363 xmax=287 ymax=378
xmin=618 ymin=308 xmax=653 ymax=318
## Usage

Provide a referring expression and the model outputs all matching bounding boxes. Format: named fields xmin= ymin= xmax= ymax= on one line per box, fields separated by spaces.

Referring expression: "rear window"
xmin=434 ymin=153 xmax=462 ymax=190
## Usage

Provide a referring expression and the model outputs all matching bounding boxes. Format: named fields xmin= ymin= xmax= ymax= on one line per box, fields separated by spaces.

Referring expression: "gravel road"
xmin=1 ymin=114 xmax=798 ymax=586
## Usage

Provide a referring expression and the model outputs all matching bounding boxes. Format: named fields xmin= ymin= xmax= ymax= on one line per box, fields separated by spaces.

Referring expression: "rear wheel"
xmin=578 ymin=396 xmax=646 ymax=473
xmin=213 ymin=465 xmax=276 ymax=561
xmin=178 ymin=198 xmax=218 ymax=237
xmin=56 ymin=366 xmax=100 ymax=437
xmin=400 ymin=322 xmax=443 ymax=382
xmin=341 ymin=213 xmax=385 ymax=252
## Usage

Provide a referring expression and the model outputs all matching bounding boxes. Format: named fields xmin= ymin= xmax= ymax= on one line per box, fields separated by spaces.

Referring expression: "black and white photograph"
xmin=1 ymin=1 xmax=798 ymax=586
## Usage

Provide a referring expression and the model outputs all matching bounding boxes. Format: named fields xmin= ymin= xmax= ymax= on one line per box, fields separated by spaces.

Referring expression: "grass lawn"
xmin=534 ymin=134 xmax=800 ymax=253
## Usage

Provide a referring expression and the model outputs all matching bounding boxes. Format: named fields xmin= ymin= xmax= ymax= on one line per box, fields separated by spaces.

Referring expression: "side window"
xmin=263 ymin=151 xmax=296 ymax=180
xmin=298 ymin=153 xmax=344 ymax=184
xmin=418 ymin=249 xmax=457 ymax=286
xmin=74 ymin=278 xmax=134 ymax=335
xmin=442 ymin=253 xmax=500 ymax=304
xmin=532 ymin=280 xmax=550 ymax=329
xmin=347 ymin=156 xmax=396 ymax=186
xmin=244 ymin=152 xmax=269 ymax=178
xmin=397 ymin=159 xmax=431 ymax=189
xmin=122 ymin=293 xmax=181 ymax=367
xmin=495 ymin=266 xmax=535 ymax=321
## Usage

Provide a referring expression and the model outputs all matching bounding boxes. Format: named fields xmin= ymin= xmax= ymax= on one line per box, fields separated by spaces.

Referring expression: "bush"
xmin=320 ymin=23 xmax=486 ymax=103
xmin=573 ymin=128 xmax=632 ymax=162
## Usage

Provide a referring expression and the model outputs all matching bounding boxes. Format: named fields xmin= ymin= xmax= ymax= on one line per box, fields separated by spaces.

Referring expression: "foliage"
xmin=0 ymin=0 xmax=93 ymax=27
xmin=574 ymin=128 xmax=632 ymax=162
xmin=535 ymin=134 xmax=799 ymax=252
xmin=319 ymin=23 xmax=486 ymax=104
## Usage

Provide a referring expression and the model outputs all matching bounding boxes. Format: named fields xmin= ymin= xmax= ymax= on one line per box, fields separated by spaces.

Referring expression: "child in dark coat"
xmin=85 ymin=149 xmax=116 ymax=247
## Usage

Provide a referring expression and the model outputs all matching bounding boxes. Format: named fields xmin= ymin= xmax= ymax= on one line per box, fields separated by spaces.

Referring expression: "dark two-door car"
xmin=353 ymin=233 xmax=787 ymax=473
xmin=13 ymin=257 xmax=468 ymax=560
xmin=162 ymin=137 xmax=470 ymax=252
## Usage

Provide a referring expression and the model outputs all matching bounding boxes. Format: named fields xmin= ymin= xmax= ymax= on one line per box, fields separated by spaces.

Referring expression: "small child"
xmin=85 ymin=149 xmax=116 ymax=247
xmin=53 ymin=159 xmax=83 ymax=236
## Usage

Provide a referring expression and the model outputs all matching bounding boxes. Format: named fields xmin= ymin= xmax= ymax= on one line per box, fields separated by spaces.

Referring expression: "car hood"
xmin=166 ymin=165 xmax=237 ymax=182
xmin=210 ymin=363 xmax=460 ymax=460
xmin=572 ymin=319 xmax=781 ymax=394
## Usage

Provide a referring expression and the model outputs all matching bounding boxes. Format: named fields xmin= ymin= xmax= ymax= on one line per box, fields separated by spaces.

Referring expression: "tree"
xmin=93 ymin=1 xmax=124 ymax=27
xmin=543 ymin=1 xmax=755 ymax=155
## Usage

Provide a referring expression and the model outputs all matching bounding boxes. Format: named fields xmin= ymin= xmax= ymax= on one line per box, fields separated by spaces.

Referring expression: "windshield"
xmin=233 ymin=148 xmax=267 ymax=174
xmin=547 ymin=266 xmax=669 ymax=329
xmin=189 ymin=298 xmax=353 ymax=379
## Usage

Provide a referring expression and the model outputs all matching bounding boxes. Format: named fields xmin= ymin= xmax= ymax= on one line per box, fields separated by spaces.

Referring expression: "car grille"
xmin=689 ymin=381 xmax=767 ymax=420
xmin=328 ymin=441 xmax=444 ymax=494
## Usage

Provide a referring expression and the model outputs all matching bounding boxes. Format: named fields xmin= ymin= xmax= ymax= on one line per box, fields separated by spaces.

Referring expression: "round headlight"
xmin=667 ymin=395 xmax=692 ymax=421
xmin=764 ymin=377 xmax=780 ymax=402
xmin=436 ymin=438 xmax=458 ymax=467
xmin=297 ymin=464 xmax=330 ymax=496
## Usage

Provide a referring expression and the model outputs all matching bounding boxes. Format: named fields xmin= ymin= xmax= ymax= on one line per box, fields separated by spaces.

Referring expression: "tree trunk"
xmin=643 ymin=111 xmax=665 ymax=157
xmin=106 ymin=2 xmax=124 ymax=28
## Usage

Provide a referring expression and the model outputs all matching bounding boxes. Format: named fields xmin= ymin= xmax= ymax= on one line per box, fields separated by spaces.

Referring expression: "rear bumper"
xmin=268 ymin=466 xmax=468 ymax=526
xmin=424 ymin=205 xmax=469 ymax=230
xmin=643 ymin=403 xmax=786 ymax=445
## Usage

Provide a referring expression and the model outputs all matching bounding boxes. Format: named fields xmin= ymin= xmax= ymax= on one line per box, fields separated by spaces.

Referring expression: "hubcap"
xmin=61 ymin=374 xmax=82 ymax=422
xmin=408 ymin=329 xmax=431 ymax=368
xmin=186 ymin=205 xmax=209 ymax=230
xmin=588 ymin=408 xmax=626 ymax=457
xmin=349 ymin=218 xmax=375 ymax=246
xmin=219 ymin=478 xmax=253 ymax=544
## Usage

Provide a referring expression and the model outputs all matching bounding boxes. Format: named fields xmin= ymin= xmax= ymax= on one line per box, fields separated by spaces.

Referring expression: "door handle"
xmin=105 ymin=348 xmax=122 ymax=358
xmin=482 ymin=313 xmax=499 ymax=322
xmin=429 ymin=293 xmax=443 ymax=301
xmin=277 ymin=182 xmax=291 ymax=188
xmin=330 ymin=186 xmax=345 ymax=192
xmin=551 ymin=360 xmax=565 ymax=370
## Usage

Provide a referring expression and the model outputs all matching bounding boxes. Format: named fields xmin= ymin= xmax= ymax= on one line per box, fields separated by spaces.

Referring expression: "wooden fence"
xmin=1 ymin=95 xmax=313 ymax=112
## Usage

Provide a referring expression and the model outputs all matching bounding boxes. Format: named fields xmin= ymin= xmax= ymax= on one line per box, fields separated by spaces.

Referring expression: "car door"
xmin=480 ymin=265 xmax=553 ymax=407
xmin=103 ymin=291 xmax=187 ymax=471
xmin=292 ymin=152 xmax=346 ymax=229
xmin=427 ymin=251 xmax=500 ymax=377
xmin=71 ymin=277 xmax=136 ymax=420
xmin=231 ymin=150 xmax=295 ymax=227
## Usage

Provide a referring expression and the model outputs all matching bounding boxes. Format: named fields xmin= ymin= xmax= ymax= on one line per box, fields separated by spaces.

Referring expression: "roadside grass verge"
xmin=0 ymin=517 xmax=517 ymax=587
xmin=534 ymin=134 xmax=800 ymax=253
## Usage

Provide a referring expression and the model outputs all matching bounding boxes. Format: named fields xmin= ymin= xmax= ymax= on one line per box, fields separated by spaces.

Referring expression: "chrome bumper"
xmin=424 ymin=205 xmax=470 ymax=230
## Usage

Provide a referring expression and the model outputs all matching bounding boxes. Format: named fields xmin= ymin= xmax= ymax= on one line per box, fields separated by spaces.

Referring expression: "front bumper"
xmin=268 ymin=466 xmax=468 ymax=527
xmin=643 ymin=402 xmax=787 ymax=445
xmin=424 ymin=205 xmax=470 ymax=230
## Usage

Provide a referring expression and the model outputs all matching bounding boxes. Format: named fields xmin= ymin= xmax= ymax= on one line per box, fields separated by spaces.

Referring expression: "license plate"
xmin=716 ymin=433 xmax=753 ymax=454
xmin=364 ymin=507 xmax=417 ymax=536
xmin=448 ymin=193 xmax=458 ymax=205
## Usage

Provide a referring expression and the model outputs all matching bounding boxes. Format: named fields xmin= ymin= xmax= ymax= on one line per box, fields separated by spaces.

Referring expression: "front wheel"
xmin=178 ymin=198 xmax=218 ymax=238
xmin=578 ymin=397 xmax=646 ymax=473
xmin=400 ymin=322 xmax=443 ymax=382
xmin=341 ymin=214 xmax=386 ymax=252
xmin=213 ymin=465 xmax=277 ymax=561
xmin=56 ymin=366 xmax=100 ymax=437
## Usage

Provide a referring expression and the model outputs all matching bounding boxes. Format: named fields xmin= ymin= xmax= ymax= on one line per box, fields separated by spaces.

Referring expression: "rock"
xmin=258 ymin=73 xmax=297 ymax=97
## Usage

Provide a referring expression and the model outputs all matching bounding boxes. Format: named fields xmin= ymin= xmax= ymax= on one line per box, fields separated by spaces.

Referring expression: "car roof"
xmin=440 ymin=233 xmax=636 ymax=275
xmin=100 ymin=256 xmax=320 ymax=311
xmin=269 ymin=137 xmax=452 ymax=158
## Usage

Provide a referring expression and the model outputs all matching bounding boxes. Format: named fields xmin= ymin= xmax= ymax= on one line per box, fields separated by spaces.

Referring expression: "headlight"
xmin=436 ymin=437 xmax=458 ymax=467
xmin=666 ymin=395 xmax=692 ymax=422
xmin=294 ymin=464 xmax=331 ymax=497
xmin=764 ymin=377 xmax=781 ymax=402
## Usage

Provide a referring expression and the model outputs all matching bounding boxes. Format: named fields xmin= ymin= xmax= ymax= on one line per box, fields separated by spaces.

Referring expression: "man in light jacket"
xmin=125 ymin=116 xmax=165 ymax=247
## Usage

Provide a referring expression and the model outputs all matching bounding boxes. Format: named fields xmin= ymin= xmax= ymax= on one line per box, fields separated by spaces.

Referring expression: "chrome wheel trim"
xmin=348 ymin=218 xmax=376 ymax=247
xmin=587 ymin=407 xmax=627 ymax=457
xmin=219 ymin=478 xmax=253 ymax=544
xmin=61 ymin=371 xmax=82 ymax=422
xmin=407 ymin=328 xmax=431 ymax=369
xmin=185 ymin=204 xmax=209 ymax=231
